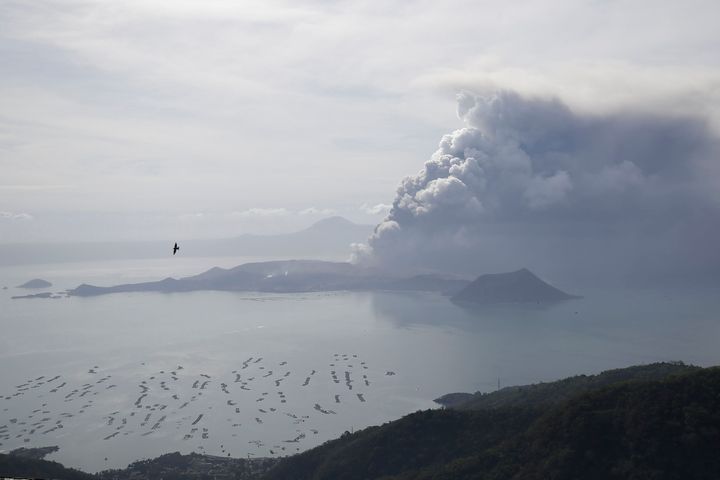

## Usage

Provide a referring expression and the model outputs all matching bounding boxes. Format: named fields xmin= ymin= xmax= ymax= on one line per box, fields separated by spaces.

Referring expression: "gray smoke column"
xmin=354 ymin=91 xmax=720 ymax=282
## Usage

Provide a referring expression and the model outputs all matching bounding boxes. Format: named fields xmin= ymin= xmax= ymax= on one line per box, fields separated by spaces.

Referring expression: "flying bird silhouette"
xmin=173 ymin=242 xmax=180 ymax=255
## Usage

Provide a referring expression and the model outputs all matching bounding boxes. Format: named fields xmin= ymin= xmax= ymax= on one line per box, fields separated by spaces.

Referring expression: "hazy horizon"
xmin=2 ymin=1 xmax=720 ymax=281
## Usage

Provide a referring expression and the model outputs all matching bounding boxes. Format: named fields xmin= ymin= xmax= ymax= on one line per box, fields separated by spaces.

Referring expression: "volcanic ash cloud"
xmin=353 ymin=90 xmax=720 ymax=280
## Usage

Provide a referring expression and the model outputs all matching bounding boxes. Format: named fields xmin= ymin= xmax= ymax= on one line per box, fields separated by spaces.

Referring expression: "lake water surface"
xmin=1 ymin=257 xmax=719 ymax=472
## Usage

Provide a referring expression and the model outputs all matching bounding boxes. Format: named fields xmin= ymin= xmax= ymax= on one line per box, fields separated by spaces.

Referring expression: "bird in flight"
xmin=173 ymin=242 xmax=180 ymax=255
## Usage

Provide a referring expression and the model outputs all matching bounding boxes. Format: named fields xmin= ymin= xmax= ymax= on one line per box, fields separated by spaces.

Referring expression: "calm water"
xmin=1 ymin=257 xmax=719 ymax=472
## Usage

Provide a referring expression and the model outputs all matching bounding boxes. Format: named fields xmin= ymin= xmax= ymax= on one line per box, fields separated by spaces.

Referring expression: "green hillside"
xmin=404 ymin=367 xmax=720 ymax=480
xmin=263 ymin=363 xmax=720 ymax=480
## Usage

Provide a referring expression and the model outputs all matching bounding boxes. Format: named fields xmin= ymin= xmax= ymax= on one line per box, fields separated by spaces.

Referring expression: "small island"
xmin=59 ymin=262 xmax=580 ymax=306
xmin=12 ymin=292 xmax=65 ymax=300
xmin=17 ymin=278 xmax=53 ymax=289
xmin=451 ymin=268 xmax=579 ymax=304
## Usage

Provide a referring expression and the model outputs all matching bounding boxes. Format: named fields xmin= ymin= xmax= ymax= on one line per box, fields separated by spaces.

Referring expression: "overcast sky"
xmin=1 ymin=0 xmax=719 ymax=242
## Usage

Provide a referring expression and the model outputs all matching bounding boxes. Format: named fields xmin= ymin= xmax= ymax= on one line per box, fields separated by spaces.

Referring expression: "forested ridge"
xmin=264 ymin=363 xmax=720 ymax=480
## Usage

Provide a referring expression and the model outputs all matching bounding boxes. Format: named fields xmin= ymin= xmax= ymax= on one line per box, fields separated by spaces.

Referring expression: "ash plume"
xmin=354 ymin=91 xmax=720 ymax=282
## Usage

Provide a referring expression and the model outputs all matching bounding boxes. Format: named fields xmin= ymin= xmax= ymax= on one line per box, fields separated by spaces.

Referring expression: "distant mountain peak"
xmin=305 ymin=216 xmax=358 ymax=231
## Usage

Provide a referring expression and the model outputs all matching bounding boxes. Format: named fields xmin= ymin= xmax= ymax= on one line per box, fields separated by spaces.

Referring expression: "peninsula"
xmin=68 ymin=260 xmax=470 ymax=297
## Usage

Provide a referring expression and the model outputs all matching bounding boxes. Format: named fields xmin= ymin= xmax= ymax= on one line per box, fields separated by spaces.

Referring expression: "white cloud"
xmin=2 ymin=0 xmax=720 ymax=243
xmin=359 ymin=203 xmax=391 ymax=215
xmin=0 ymin=211 xmax=34 ymax=221
xmin=233 ymin=208 xmax=290 ymax=217
xmin=299 ymin=207 xmax=336 ymax=216
xmin=414 ymin=63 xmax=720 ymax=128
